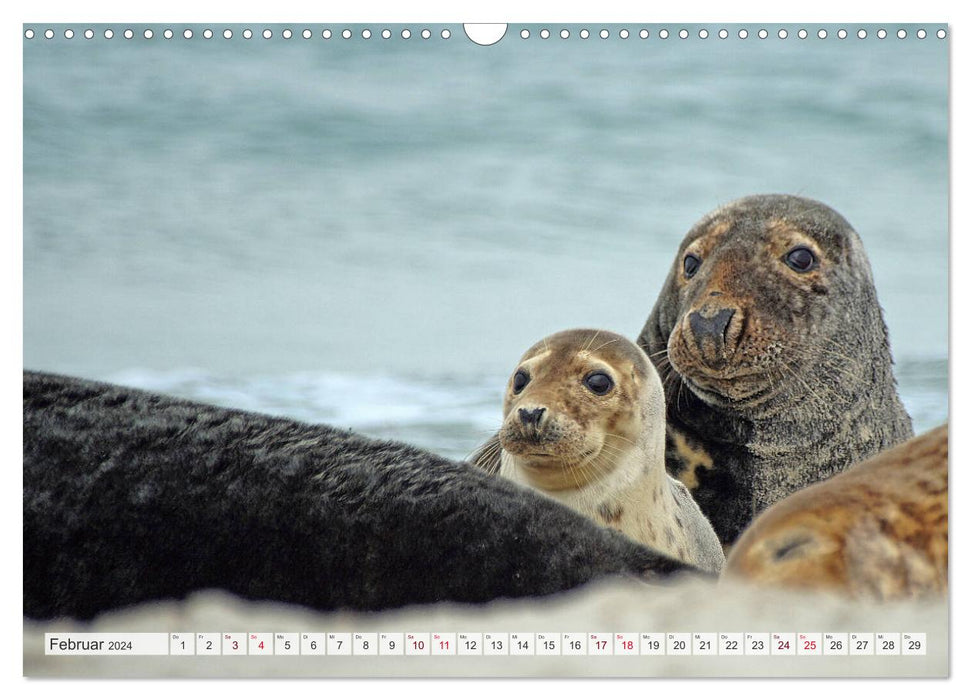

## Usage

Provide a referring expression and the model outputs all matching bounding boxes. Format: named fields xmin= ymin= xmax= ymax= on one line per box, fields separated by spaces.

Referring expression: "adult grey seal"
xmin=724 ymin=424 xmax=947 ymax=601
xmin=23 ymin=370 xmax=695 ymax=621
xmin=474 ymin=329 xmax=724 ymax=574
xmin=637 ymin=194 xmax=914 ymax=546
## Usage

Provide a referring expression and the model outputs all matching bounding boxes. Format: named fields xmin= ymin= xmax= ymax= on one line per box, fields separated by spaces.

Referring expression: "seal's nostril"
xmin=688 ymin=308 xmax=735 ymax=346
xmin=518 ymin=407 xmax=545 ymax=426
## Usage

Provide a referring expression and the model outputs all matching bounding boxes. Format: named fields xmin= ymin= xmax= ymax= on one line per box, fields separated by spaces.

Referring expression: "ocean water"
xmin=23 ymin=24 xmax=948 ymax=460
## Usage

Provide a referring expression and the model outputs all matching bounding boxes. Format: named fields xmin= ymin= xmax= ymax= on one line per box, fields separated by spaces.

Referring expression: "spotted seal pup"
xmin=474 ymin=329 xmax=725 ymax=574
xmin=724 ymin=424 xmax=947 ymax=600
xmin=637 ymin=194 xmax=914 ymax=545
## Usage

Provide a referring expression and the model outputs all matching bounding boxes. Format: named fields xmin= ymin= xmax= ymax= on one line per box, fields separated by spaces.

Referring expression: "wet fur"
xmin=723 ymin=424 xmax=947 ymax=600
xmin=637 ymin=195 xmax=914 ymax=544
xmin=23 ymin=370 xmax=696 ymax=621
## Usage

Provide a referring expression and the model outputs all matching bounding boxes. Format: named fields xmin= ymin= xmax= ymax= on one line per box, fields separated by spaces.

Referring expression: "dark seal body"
xmin=24 ymin=370 xmax=692 ymax=621
xmin=637 ymin=194 xmax=914 ymax=545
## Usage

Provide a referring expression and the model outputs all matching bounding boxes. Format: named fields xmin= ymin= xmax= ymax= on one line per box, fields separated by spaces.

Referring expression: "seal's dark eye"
xmin=583 ymin=371 xmax=614 ymax=395
xmin=512 ymin=369 xmax=530 ymax=394
xmin=785 ymin=247 xmax=817 ymax=272
xmin=683 ymin=253 xmax=701 ymax=279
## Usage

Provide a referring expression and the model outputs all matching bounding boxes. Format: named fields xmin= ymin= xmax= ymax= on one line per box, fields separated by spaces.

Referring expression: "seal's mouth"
xmin=669 ymin=341 xmax=782 ymax=410
xmin=680 ymin=372 xmax=776 ymax=406
xmin=499 ymin=429 xmax=558 ymax=457
xmin=500 ymin=424 xmax=595 ymax=473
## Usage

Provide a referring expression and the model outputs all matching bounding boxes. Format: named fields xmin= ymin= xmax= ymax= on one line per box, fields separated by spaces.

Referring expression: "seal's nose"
xmin=688 ymin=307 xmax=735 ymax=345
xmin=518 ymin=407 xmax=546 ymax=426
xmin=686 ymin=307 xmax=738 ymax=367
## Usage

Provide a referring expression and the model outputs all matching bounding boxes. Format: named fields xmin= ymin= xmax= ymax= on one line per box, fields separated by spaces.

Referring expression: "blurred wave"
xmin=104 ymin=355 xmax=946 ymax=461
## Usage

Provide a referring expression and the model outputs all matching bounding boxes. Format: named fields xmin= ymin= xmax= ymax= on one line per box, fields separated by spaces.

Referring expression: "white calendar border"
xmin=8 ymin=0 xmax=964 ymax=698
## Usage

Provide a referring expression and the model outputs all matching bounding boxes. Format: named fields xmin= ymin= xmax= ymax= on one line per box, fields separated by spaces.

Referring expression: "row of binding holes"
xmin=520 ymin=27 xmax=946 ymax=40
xmin=25 ymin=27 xmax=949 ymax=41
xmin=23 ymin=27 xmax=455 ymax=40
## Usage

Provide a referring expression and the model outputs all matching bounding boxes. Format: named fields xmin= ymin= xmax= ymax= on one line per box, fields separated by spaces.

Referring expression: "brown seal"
xmin=723 ymin=424 xmax=947 ymax=600
xmin=637 ymin=194 xmax=914 ymax=545
xmin=473 ymin=328 xmax=725 ymax=573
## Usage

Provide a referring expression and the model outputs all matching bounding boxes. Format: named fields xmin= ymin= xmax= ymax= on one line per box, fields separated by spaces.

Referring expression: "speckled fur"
xmin=723 ymin=424 xmax=947 ymax=600
xmin=474 ymin=329 xmax=724 ymax=574
xmin=23 ymin=370 xmax=697 ymax=621
xmin=638 ymin=195 xmax=914 ymax=545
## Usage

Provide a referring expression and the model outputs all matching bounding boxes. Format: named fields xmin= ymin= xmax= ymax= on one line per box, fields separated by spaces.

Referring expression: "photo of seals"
xmin=475 ymin=329 xmax=724 ymax=574
xmin=723 ymin=424 xmax=947 ymax=600
xmin=23 ymin=370 xmax=697 ymax=621
xmin=637 ymin=194 xmax=914 ymax=545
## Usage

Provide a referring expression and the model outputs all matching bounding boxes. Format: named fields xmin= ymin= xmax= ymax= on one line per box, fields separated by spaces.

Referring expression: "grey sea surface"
xmin=24 ymin=25 xmax=948 ymax=460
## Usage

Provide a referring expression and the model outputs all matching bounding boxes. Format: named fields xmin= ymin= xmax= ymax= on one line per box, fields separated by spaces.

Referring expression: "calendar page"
xmin=21 ymin=15 xmax=949 ymax=680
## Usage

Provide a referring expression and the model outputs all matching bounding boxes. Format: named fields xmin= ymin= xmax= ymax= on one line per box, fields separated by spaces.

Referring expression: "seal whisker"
xmin=591 ymin=337 xmax=622 ymax=354
xmin=676 ymin=374 xmax=689 ymax=415
xmin=782 ymin=338 xmax=867 ymax=374
xmin=564 ymin=454 xmax=586 ymax=492
xmin=469 ymin=433 xmax=504 ymax=474
xmin=589 ymin=453 xmax=628 ymax=484
xmin=474 ymin=438 xmax=502 ymax=463
xmin=604 ymin=432 xmax=637 ymax=447
xmin=583 ymin=459 xmax=614 ymax=487
xmin=581 ymin=329 xmax=602 ymax=354
xmin=593 ymin=443 xmax=627 ymax=463
xmin=777 ymin=357 xmax=850 ymax=411
xmin=652 ymin=356 xmax=675 ymax=377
